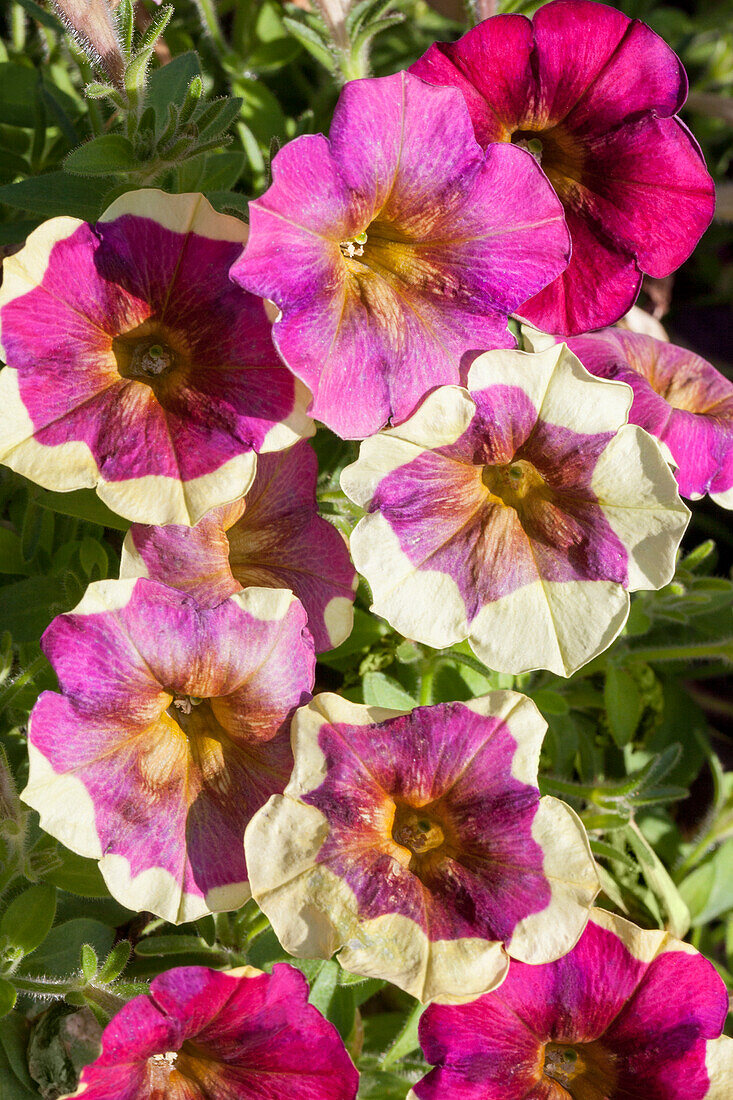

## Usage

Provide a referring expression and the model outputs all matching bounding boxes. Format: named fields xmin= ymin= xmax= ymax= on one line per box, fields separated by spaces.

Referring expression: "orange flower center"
xmin=392 ymin=805 xmax=446 ymax=856
xmin=542 ymin=1041 xmax=618 ymax=1099
xmin=112 ymin=319 xmax=189 ymax=392
xmin=510 ymin=124 xmax=586 ymax=205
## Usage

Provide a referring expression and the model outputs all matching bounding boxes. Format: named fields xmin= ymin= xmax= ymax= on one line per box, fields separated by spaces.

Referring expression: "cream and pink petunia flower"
xmin=414 ymin=908 xmax=733 ymax=1100
xmin=410 ymin=0 xmax=715 ymax=336
xmin=0 ymin=190 xmax=313 ymax=526
xmin=341 ymin=344 xmax=689 ymax=677
xmin=230 ymin=70 xmax=570 ymax=439
xmin=245 ymin=692 xmax=599 ymax=1003
xmin=22 ymin=578 xmax=315 ymax=923
xmin=63 ymin=964 xmax=358 ymax=1100
xmin=120 ymin=441 xmax=357 ymax=652
xmin=568 ymin=329 xmax=733 ymax=509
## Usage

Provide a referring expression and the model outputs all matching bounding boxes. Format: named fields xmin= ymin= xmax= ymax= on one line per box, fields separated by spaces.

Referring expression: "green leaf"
xmin=79 ymin=537 xmax=108 ymax=580
xmin=0 ymin=63 xmax=42 ymax=128
xmin=362 ymin=671 xmax=416 ymax=710
xmin=65 ymin=134 xmax=138 ymax=176
xmin=380 ymin=1000 xmax=424 ymax=1069
xmin=34 ymin=485 xmax=131 ymax=531
xmin=0 ymin=574 xmax=80 ymax=642
xmin=0 ymin=884 xmax=57 ymax=957
xmin=20 ymin=920 xmax=114 ymax=978
xmin=198 ymin=151 xmax=246 ymax=192
xmin=604 ymin=666 xmax=643 ymax=747
xmin=531 ymin=689 xmax=570 ymax=716
xmin=0 ymin=1012 xmax=36 ymax=1095
xmin=308 ymin=959 xmax=340 ymax=1017
xmin=0 ymin=172 xmax=112 ymax=220
xmin=0 ymin=979 xmax=17 ymax=1018
xmin=80 ymin=944 xmax=98 ymax=982
xmin=625 ymin=824 xmax=690 ymax=938
xmin=146 ymin=52 xmax=201 ymax=134
xmin=44 ymin=847 xmax=109 ymax=898
xmin=679 ymin=839 xmax=733 ymax=926
xmin=0 ymin=530 xmax=31 ymax=575
xmin=281 ymin=17 xmax=335 ymax=72
xmin=205 ymin=190 xmax=250 ymax=217
xmin=97 ymin=941 xmax=131 ymax=983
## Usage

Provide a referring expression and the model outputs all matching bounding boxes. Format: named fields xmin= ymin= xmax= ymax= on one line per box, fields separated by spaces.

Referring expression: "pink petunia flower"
xmin=63 ymin=964 xmax=358 ymax=1100
xmin=120 ymin=441 xmax=357 ymax=651
xmin=231 ymin=71 xmax=570 ymax=439
xmin=246 ymin=692 xmax=599 ymax=1002
xmin=22 ymin=579 xmax=315 ymax=922
xmin=568 ymin=329 xmax=733 ymax=507
xmin=414 ymin=909 xmax=733 ymax=1100
xmin=410 ymin=0 xmax=715 ymax=336
xmin=0 ymin=190 xmax=313 ymax=525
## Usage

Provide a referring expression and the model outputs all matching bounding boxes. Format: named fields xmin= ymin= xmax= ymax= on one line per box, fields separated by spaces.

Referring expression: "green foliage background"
xmin=0 ymin=1 xmax=731 ymax=1096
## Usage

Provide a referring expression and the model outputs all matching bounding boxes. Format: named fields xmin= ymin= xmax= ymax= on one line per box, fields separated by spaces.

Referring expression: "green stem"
xmin=626 ymin=640 xmax=733 ymax=665
xmin=436 ymin=650 xmax=493 ymax=680
xmin=418 ymin=667 xmax=435 ymax=706
xmin=10 ymin=976 xmax=78 ymax=998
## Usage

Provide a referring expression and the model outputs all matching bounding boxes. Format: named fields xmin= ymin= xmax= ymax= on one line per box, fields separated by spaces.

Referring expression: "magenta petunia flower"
xmin=341 ymin=344 xmax=689 ymax=676
xmin=414 ymin=909 xmax=733 ymax=1100
xmin=120 ymin=441 xmax=357 ymax=652
xmin=245 ymin=692 xmax=599 ymax=1003
xmin=22 ymin=579 xmax=315 ymax=922
xmin=231 ymin=70 xmax=570 ymax=439
xmin=0 ymin=190 xmax=313 ymax=525
xmin=64 ymin=964 xmax=358 ymax=1100
xmin=410 ymin=0 xmax=715 ymax=336
xmin=568 ymin=329 xmax=733 ymax=508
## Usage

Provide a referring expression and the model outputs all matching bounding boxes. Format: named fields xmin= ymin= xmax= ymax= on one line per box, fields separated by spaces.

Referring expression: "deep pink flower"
xmin=415 ymin=910 xmax=733 ymax=1100
xmin=410 ymin=0 xmax=715 ymax=335
xmin=64 ymin=964 xmax=358 ymax=1100
xmin=568 ymin=329 xmax=733 ymax=507
xmin=231 ymin=71 xmax=570 ymax=439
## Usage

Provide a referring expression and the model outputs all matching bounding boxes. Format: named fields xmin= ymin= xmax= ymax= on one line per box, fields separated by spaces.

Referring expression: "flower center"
xmin=511 ymin=130 xmax=544 ymax=164
xmin=542 ymin=1041 xmax=617 ymax=1099
xmin=340 ymin=230 xmax=368 ymax=259
xmin=112 ymin=318 xmax=188 ymax=389
xmin=481 ymin=459 xmax=548 ymax=509
xmin=392 ymin=804 xmax=445 ymax=856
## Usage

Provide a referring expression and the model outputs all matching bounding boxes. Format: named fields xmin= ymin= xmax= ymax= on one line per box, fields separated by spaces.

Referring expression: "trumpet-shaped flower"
xmin=22 ymin=579 xmax=315 ymax=922
xmin=341 ymin=344 xmax=689 ymax=676
xmin=410 ymin=0 xmax=715 ymax=335
xmin=231 ymin=71 xmax=570 ymax=439
xmin=245 ymin=692 xmax=599 ymax=1003
xmin=414 ymin=909 xmax=733 ymax=1100
xmin=64 ymin=964 xmax=358 ymax=1100
xmin=120 ymin=441 xmax=356 ymax=652
xmin=568 ymin=329 xmax=733 ymax=508
xmin=0 ymin=190 xmax=313 ymax=526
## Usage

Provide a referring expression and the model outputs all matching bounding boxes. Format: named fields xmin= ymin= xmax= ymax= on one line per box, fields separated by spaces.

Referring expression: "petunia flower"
xmin=230 ymin=70 xmax=570 ymax=439
xmin=414 ymin=908 xmax=733 ymax=1100
xmin=410 ymin=0 xmax=715 ymax=336
xmin=568 ymin=329 xmax=733 ymax=508
xmin=22 ymin=578 xmax=315 ymax=922
xmin=63 ymin=963 xmax=358 ymax=1100
xmin=341 ymin=344 xmax=689 ymax=676
xmin=119 ymin=440 xmax=357 ymax=652
xmin=245 ymin=692 xmax=599 ymax=1003
xmin=0 ymin=190 xmax=313 ymax=526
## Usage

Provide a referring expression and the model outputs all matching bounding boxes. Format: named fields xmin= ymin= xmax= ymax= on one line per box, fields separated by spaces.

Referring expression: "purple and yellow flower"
xmin=410 ymin=0 xmax=715 ymax=336
xmin=568 ymin=329 xmax=733 ymax=508
xmin=120 ymin=440 xmax=357 ymax=652
xmin=245 ymin=692 xmax=599 ymax=1003
xmin=22 ymin=578 xmax=315 ymax=922
xmin=0 ymin=190 xmax=313 ymax=526
xmin=341 ymin=344 xmax=689 ymax=676
xmin=64 ymin=964 xmax=358 ymax=1100
xmin=414 ymin=909 xmax=733 ymax=1100
xmin=230 ymin=71 xmax=570 ymax=440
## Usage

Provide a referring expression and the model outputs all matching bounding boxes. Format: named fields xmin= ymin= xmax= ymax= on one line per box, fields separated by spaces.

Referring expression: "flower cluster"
xmin=0 ymin=0 xmax=730 ymax=1096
